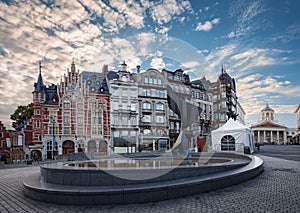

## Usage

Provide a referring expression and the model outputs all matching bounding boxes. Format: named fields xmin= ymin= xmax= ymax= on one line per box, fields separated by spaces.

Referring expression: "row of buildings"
xmin=0 ymin=61 xmax=241 ymax=161
xmin=1 ymin=60 xmax=299 ymax=162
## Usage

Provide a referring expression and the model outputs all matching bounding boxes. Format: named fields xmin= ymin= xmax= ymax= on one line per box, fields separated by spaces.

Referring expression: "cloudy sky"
xmin=0 ymin=0 xmax=299 ymax=129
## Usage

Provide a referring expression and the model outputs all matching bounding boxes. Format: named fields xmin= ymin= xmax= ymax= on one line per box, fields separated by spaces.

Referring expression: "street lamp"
xmin=50 ymin=116 xmax=56 ymax=160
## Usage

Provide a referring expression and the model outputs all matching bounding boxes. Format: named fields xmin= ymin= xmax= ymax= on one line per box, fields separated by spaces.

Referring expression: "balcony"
xmin=141 ymin=108 xmax=152 ymax=114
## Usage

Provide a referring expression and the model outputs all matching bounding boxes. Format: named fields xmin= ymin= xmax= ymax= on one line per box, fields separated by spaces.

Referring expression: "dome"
xmin=261 ymin=103 xmax=274 ymax=112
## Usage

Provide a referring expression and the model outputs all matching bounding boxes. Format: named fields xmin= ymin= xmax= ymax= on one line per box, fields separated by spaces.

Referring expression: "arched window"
xmin=149 ymin=78 xmax=153 ymax=84
xmin=221 ymin=135 xmax=235 ymax=151
xmin=121 ymin=75 xmax=127 ymax=82
xmin=142 ymin=102 xmax=151 ymax=110
xmin=63 ymin=98 xmax=70 ymax=109
xmin=143 ymin=129 xmax=151 ymax=135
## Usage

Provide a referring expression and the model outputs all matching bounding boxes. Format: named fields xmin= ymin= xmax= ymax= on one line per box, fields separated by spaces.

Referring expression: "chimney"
xmin=102 ymin=65 xmax=108 ymax=74
xmin=136 ymin=65 xmax=140 ymax=73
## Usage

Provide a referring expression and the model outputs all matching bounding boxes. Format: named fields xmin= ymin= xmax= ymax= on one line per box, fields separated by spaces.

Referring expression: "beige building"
xmin=136 ymin=68 xmax=169 ymax=151
xmin=106 ymin=62 xmax=139 ymax=153
xmin=251 ymin=104 xmax=287 ymax=145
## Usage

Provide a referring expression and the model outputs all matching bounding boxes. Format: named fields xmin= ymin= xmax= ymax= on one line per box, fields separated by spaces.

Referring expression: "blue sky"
xmin=0 ymin=0 xmax=299 ymax=129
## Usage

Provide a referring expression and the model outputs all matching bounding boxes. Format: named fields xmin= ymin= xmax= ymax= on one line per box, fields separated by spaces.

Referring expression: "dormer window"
xmin=121 ymin=75 xmax=127 ymax=82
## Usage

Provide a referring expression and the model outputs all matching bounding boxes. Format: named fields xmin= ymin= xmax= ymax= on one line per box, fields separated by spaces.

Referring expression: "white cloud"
xmin=148 ymin=0 xmax=189 ymax=25
xmin=181 ymin=61 xmax=201 ymax=69
xmin=195 ymin=18 xmax=220 ymax=32
xmin=150 ymin=57 xmax=165 ymax=70
xmin=237 ymin=74 xmax=300 ymax=117
xmin=271 ymin=24 xmax=300 ymax=44
xmin=229 ymin=0 xmax=266 ymax=38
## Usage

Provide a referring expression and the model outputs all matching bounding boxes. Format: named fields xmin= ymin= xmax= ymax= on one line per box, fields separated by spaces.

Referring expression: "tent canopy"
xmin=212 ymin=119 xmax=255 ymax=153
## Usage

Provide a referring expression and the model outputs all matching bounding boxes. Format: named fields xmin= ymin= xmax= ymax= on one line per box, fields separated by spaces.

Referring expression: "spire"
xmin=39 ymin=61 xmax=42 ymax=74
xmin=221 ymin=63 xmax=225 ymax=74
xmin=34 ymin=61 xmax=45 ymax=93
xmin=71 ymin=58 xmax=75 ymax=73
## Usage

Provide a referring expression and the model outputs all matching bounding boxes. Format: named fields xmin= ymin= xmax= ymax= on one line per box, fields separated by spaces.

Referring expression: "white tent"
xmin=211 ymin=119 xmax=255 ymax=153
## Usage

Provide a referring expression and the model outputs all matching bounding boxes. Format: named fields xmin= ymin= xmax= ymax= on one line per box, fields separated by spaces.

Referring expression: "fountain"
xmin=23 ymin=150 xmax=263 ymax=205
xmin=23 ymin=85 xmax=263 ymax=205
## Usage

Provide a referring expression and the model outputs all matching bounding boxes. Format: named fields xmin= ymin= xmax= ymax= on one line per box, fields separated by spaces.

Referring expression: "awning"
xmin=113 ymin=137 xmax=136 ymax=143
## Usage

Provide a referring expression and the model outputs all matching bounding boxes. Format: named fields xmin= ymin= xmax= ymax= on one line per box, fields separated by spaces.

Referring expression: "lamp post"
xmin=50 ymin=116 xmax=56 ymax=160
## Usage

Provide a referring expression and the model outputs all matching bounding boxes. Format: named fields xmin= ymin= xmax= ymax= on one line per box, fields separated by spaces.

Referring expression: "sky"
xmin=0 ymin=0 xmax=299 ymax=129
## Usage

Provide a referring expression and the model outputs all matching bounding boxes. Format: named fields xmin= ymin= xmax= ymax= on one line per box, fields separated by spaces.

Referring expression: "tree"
xmin=10 ymin=103 xmax=34 ymax=129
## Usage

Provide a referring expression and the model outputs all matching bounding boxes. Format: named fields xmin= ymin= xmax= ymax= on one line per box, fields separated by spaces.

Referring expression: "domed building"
xmin=251 ymin=104 xmax=287 ymax=145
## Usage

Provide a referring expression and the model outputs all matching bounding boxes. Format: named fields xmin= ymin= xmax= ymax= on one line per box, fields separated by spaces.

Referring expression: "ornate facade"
xmin=107 ymin=62 xmax=139 ymax=153
xmin=30 ymin=61 xmax=110 ymax=160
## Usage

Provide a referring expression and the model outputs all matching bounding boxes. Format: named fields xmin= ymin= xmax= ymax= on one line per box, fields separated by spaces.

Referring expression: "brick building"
xmin=0 ymin=121 xmax=11 ymax=163
xmin=31 ymin=61 xmax=110 ymax=160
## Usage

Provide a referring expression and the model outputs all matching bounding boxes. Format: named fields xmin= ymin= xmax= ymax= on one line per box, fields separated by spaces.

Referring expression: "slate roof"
xmin=44 ymin=84 xmax=59 ymax=105
xmin=33 ymin=72 xmax=46 ymax=93
xmin=79 ymin=71 xmax=109 ymax=94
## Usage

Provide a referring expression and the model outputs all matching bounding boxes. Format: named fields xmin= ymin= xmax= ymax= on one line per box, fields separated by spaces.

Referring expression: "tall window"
xmin=112 ymin=101 xmax=119 ymax=110
xmin=156 ymin=115 xmax=164 ymax=123
xmin=191 ymin=91 xmax=194 ymax=98
xmin=64 ymin=112 xmax=70 ymax=124
xmin=196 ymin=92 xmax=200 ymax=99
xmin=143 ymin=129 xmax=151 ymax=135
xmin=77 ymin=102 xmax=83 ymax=110
xmin=180 ymin=86 xmax=184 ymax=93
xmin=156 ymin=90 xmax=164 ymax=98
xmin=130 ymin=90 xmax=136 ymax=97
xmin=122 ymin=116 xmax=128 ymax=126
xmin=63 ymin=99 xmax=70 ymax=109
xmin=130 ymin=116 xmax=136 ymax=125
xmin=142 ymin=102 xmax=151 ymax=110
xmin=77 ymin=112 xmax=84 ymax=124
xmin=170 ymin=122 xmax=174 ymax=130
xmin=156 ymin=103 xmax=164 ymax=111
xmin=149 ymin=78 xmax=153 ymax=84
xmin=143 ymin=89 xmax=151 ymax=96
xmin=130 ymin=103 xmax=136 ymax=111
xmin=36 ymin=120 xmax=40 ymax=128
xmin=122 ymin=89 xmax=128 ymax=97
xmin=112 ymin=87 xmax=118 ymax=96
xmin=144 ymin=77 xmax=148 ymax=84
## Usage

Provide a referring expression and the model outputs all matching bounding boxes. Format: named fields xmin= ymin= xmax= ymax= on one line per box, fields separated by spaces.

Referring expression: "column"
xmin=153 ymin=139 xmax=156 ymax=151
xmin=258 ymin=131 xmax=260 ymax=143
xmin=135 ymin=130 xmax=139 ymax=153
xmin=111 ymin=129 xmax=114 ymax=155
xmin=271 ymin=131 xmax=273 ymax=143
xmin=96 ymin=142 xmax=99 ymax=153
xmin=283 ymin=131 xmax=287 ymax=145
xmin=263 ymin=131 xmax=266 ymax=143
xmin=277 ymin=131 xmax=279 ymax=144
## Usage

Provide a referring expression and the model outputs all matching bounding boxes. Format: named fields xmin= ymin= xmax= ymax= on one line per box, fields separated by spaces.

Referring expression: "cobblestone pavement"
xmin=0 ymin=155 xmax=299 ymax=213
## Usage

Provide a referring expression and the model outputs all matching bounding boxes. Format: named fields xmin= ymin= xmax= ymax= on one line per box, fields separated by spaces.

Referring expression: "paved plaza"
xmin=0 ymin=149 xmax=300 ymax=212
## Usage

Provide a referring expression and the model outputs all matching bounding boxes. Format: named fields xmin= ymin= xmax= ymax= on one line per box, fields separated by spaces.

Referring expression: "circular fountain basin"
xmin=23 ymin=152 xmax=264 ymax=205
xmin=39 ymin=155 xmax=244 ymax=186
